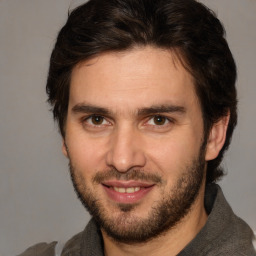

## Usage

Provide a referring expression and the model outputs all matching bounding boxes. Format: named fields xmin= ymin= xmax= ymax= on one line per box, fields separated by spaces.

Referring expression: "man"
xmin=19 ymin=0 xmax=255 ymax=255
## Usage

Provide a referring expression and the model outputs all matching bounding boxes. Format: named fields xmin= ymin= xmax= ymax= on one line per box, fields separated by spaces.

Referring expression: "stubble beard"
xmin=68 ymin=144 xmax=206 ymax=244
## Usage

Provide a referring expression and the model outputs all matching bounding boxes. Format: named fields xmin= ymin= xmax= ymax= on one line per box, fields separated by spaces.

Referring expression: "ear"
xmin=62 ymin=140 xmax=68 ymax=158
xmin=205 ymin=113 xmax=230 ymax=161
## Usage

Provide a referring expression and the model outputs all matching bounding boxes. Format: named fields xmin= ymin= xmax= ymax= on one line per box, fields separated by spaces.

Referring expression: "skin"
xmin=63 ymin=46 xmax=229 ymax=256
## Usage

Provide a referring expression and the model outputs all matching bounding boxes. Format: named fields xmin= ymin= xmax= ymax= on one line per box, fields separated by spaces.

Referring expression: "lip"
xmin=102 ymin=180 xmax=154 ymax=188
xmin=102 ymin=180 xmax=155 ymax=204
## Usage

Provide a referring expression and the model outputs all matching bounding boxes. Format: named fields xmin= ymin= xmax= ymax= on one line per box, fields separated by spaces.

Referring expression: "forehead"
xmin=69 ymin=47 xmax=198 ymax=112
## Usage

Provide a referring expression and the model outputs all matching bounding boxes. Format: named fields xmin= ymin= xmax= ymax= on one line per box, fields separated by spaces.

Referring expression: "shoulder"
xmin=180 ymin=184 xmax=256 ymax=255
xmin=61 ymin=231 xmax=83 ymax=256
xmin=17 ymin=242 xmax=57 ymax=256
xmin=17 ymin=219 xmax=99 ymax=256
xmin=17 ymin=232 xmax=83 ymax=256
xmin=207 ymin=184 xmax=256 ymax=255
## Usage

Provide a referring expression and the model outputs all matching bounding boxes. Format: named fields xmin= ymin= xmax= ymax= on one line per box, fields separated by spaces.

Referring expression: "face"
xmin=64 ymin=47 xmax=207 ymax=243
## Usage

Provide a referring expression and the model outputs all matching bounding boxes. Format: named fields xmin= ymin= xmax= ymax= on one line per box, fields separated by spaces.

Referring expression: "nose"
xmin=106 ymin=125 xmax=146 ymax=172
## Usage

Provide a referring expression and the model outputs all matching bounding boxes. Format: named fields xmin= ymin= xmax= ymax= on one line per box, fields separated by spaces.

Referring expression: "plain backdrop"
xmin=0 ymin=0 xmax=255 ymax=255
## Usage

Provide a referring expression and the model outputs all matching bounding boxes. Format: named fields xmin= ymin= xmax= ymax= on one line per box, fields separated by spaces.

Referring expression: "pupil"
xmin=154 ymin=116 xmax=165 ymax=125
xmin=92 ymin=116 xmax=103 ymax=125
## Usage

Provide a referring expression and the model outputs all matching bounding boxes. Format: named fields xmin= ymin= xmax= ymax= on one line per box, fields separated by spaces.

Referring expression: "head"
xmin=46 ymin=0 xmax=237 ymax=244
xmin=46 ymin=0 xmax=237 ymax=184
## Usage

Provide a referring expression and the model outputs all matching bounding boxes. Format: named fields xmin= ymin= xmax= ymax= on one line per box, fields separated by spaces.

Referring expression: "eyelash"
xmin=82 ymin=115 xmax=111 ymax=127
xmin=146 ymin=115 xmax=174 ymax=127
xmin=81 ymin=114 xmax=174 ymax=128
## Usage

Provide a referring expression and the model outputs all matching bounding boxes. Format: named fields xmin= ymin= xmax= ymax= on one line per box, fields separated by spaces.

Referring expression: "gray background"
xmin=0 ymin=0 xmax=255 ymax=255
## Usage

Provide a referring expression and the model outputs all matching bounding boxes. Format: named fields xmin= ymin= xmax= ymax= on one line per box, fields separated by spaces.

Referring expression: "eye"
xmin=91 ymin=116 xmax=104 ymax=125
xmin=153 ymin=116 xmax=167 ymax=125
xmin=84 ymin=115 xmax=109 ymax=126
xmin=147 ymin=115 xmax=169 ymax=126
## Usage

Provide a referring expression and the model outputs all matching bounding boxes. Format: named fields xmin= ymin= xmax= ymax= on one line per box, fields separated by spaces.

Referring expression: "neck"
xmin=102 ymin=183 xmax=208 ymax=256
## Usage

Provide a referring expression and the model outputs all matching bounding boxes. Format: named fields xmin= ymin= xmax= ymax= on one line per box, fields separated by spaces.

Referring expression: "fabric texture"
xmin=177 ymin=184 xmax=256 ymax=255
xmin=18 ymin=184 xmax=256 ymax=256
xmin=17 ymin=242 xmax=57 ymax=256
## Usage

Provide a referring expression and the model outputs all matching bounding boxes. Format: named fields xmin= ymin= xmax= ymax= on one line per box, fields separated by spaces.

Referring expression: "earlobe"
xmin=62 ymin=140 xmax=68 ymax=158
xmin=205 ymin=113 xmax=230 ymax=161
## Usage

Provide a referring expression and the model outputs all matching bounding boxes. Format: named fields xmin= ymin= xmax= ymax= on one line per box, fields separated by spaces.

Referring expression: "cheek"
xmin=145 ymin=134 xmax=201 ymax=177
xmin=148 ymin=143 xmax=185 ymax=174
xmin=66 ymin=134 xmax=108 ymax=172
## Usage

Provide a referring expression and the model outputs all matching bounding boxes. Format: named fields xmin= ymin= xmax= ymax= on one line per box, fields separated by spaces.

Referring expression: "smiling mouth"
xmin=102 ymin=182 xmax=154 ymax=193
xmin=112 ymin=186 xmax=141 ymax=193
xmin=102 ymin=182 xmax=155 ymax=204
xmin=103 ymin=184 xmax=152 ymax=194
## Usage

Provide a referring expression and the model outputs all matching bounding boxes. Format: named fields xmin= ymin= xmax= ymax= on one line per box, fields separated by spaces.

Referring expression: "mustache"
xmin=92 ymin=169 xmax=163 ymax=184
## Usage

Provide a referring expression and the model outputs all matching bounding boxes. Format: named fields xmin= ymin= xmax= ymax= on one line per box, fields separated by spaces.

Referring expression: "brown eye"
xmin=91 ymin=116 xmax=104 ymax=125
xmin=153 ymin=116 xmax=167 ymax=125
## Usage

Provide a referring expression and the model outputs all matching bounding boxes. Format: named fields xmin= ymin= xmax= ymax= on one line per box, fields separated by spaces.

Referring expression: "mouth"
xmin=112 ymin=186 xmax=141 ymax=193
xmin=101 ymin=181 xmax=155 ymax=204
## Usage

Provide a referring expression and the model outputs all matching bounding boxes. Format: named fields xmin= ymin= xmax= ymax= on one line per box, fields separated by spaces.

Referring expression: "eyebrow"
xmin=137 ymin=105 xmax=186 ymax=116
xmin=71 ymin=103 xmax=186 ymax=116
xmin=72 ymin=104 xmax=110 ymax=115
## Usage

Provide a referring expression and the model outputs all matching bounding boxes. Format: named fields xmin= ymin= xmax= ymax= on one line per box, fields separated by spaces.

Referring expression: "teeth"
xmin=126 ymin=187 xmax=135 ymax=193
xmin=118 ymin=187 xmax=126 ymax=193
xmin=113 ymin=187 xmax=141 ymax=193
xmin=134 ymin=187 xmax=140 ymax=192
